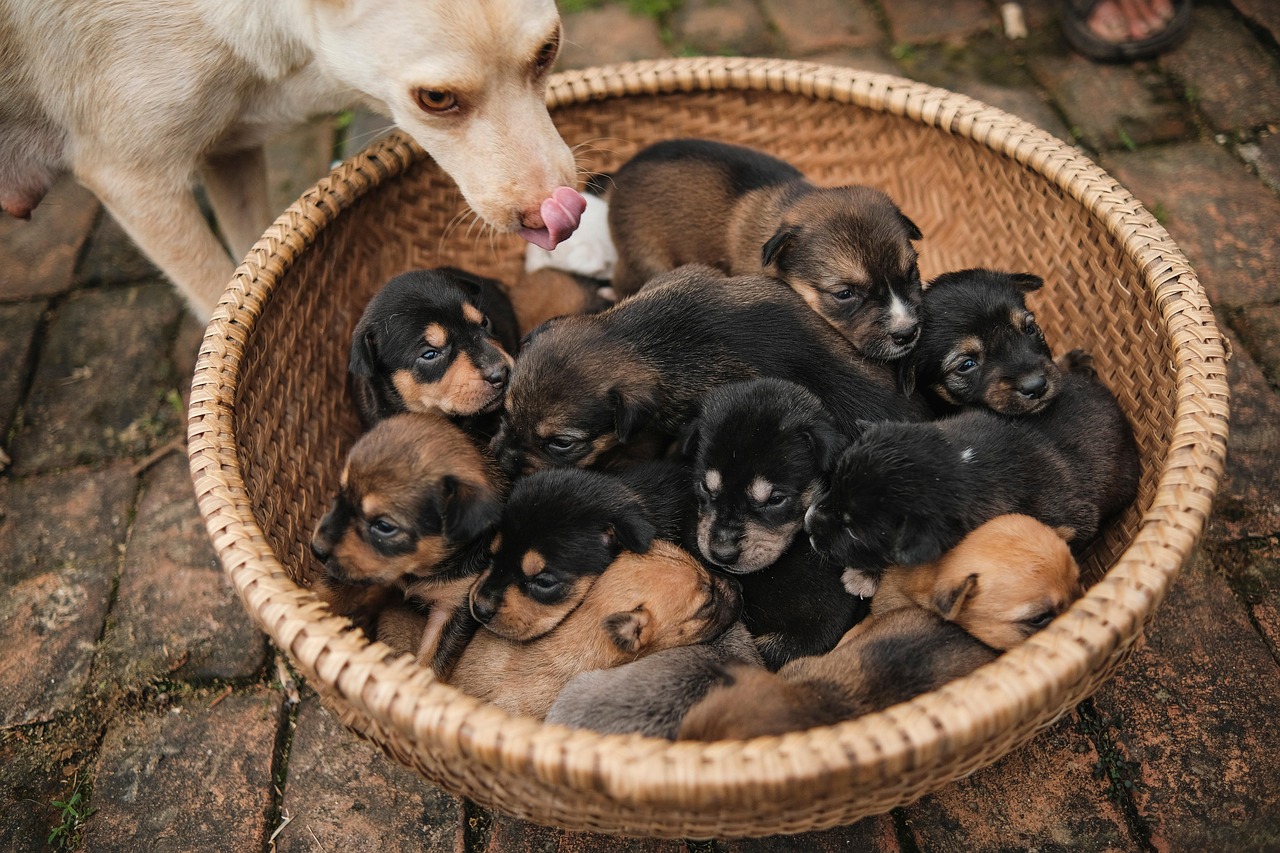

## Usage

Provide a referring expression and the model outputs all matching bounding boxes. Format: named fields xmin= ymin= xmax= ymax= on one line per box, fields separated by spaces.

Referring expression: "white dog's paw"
xmin=841 ymin=568 xmax=879 ymax=599
xmin=524 ymin=191 xmax=616 ymax=280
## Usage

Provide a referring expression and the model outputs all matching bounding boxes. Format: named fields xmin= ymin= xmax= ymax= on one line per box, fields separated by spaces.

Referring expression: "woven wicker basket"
xmin=188 ymin=58 xmax=1229 ymax=838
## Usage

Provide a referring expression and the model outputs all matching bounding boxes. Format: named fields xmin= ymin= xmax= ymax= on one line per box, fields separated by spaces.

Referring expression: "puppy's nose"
xmin=310 ymin=537 xmax=332 ymax=562
xmin=890 ymin=323 xmax=920 ymax=346
xmin=1017 ymin=374 xmax=1048 ymax=399
xmin=483 ymin=363 xmax=510 ymax=389
xmin=709 ymin=529 xmax=741 ymax=565
xmin=470 ymin=595 xmax=496 ymax=624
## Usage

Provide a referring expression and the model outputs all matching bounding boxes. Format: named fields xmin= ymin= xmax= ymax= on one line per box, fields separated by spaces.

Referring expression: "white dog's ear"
xmin=603 ymin=606 xmax=653 ymax=654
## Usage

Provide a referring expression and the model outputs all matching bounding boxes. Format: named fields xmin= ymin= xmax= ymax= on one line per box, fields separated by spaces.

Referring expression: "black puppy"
xmin=901 ymin=268 xmax=1062 ymax=415
xmin=806 ymin=353 xmax=1140 ymax=597
xmin=349 ymin=266 xmax=520 ymax=438
xmin=468 ymin=460 xmax=696 ymax=642
xmin=493 ymin=264 xmax=931 ymax=475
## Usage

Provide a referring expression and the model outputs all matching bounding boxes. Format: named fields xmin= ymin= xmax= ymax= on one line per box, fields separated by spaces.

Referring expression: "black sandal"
xmin=1060 ymin=0 xmax=1193 ymax=62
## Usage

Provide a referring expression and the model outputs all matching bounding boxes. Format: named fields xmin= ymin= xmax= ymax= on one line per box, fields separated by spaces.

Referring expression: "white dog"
xmin=0 ymin=0 xmax=585 ymax=320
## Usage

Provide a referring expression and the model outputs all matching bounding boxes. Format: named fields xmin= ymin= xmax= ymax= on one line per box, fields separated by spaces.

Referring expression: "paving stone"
xmin=0 ymin=175 xmax=100 ymax=301
xmin=806 ymin=46 xmax=904 ymax=78
xmin=0 ymin=715 xmax=102 ymax=852
xmin=901 ymin=715 xmax=1135 ymax=851
xmin=880 ymin=0 xmax=995 ymax=45
xmin=1160 ymin=5 xmax=1280 ymax=134
xmin=87 ymin=689 xmax=280 ymax=851
xmin=1229 ymin=0 xmax=1280 ymax=39
xmin=760 ymin=0 xmax=881 ymax=54
xmin=893 ymin=34 xmax=1072 ymax=140
xmin=274 ymin=697 xmax=461 ymax=851
xmin=170 ymin=309 xmax=206 ymax=413
xmin=1203 ymin=329 xmax=1280 ymax=542
xmin=1102 ymin=141 xmax=1280 ymax=310
xmin=265 ymin=117 xmax=338 ymax=221
xmin=1236 ymin=131 xmax=1280 ymax=197
xmin=670 ymin=0 xmax=778 ymax=57
xmin=720 ymin=814 xmax=898 ymax=850
xmin=1092 ymin=554 xmax=1280 ymax=851
xmin=101 ymin=454 xmax=264 ymax=687
xmin=486 ymin=816 xmax=684 ymax=851
xmin=8 ymin=283 xmax=185 ymax=474
xmin=73 ymin=210 xmax=161 ymax=288
xmin=0 ymin=464 xmax=136 ymax=727
xmin=0 ymin=301 xmax=46 ymax=446
xmin=1233 ymin=303 xmax=1280 ymax=391
xmin=1020 ymin=19 xmax=1193 ymax=151
xmin=561 ymin=5 xmax=670 ymax=70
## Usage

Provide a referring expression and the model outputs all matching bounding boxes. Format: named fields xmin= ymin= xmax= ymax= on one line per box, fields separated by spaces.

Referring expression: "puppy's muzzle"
xmin=483 ymin=363 xmax=510 ymax=390
xmin=708 ymin=527 xmax=742 ymax=567
xmin=1016 ymin=373 xmax=1048 ymax=399
xmin=889 ymin=322 xmax=921 ymax=348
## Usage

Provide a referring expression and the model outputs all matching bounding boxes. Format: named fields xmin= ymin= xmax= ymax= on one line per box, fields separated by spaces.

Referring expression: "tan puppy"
xmin=1 ymin=0 xmax=583 ymax=321
xmin=607 ymin=139 xmax=923 ymax=361
xmin=310 ymin=412 xmax=503 ymax=672
xmin=868 ymin=513 xmax=1083 ymax=649
xmin=507 ymin=268 xmax=615 ymax=335
xmin=448 ymin=541 xmax=740 ymax=719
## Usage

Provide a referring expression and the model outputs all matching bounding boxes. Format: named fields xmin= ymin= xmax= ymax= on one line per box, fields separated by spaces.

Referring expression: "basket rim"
xmin=188 ymin=57 xmax=1230 ymax=820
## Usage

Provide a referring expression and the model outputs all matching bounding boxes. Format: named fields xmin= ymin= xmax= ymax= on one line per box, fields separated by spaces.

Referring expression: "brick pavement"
xmin=2 ymin=2 xmax=1278 ymax=850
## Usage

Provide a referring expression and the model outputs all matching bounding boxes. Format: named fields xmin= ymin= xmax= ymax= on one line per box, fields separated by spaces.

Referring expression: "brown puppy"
xmin=380 ymin=541 xmax=742 ymax=720
xmin=493 ymin=264 xmax=929 ymax=476
xmin=607 ymin=139 xmax=924 ymax=361
xmin=868 ymin=513 xmax=1083 ymax=650
xmin=508 ymin=267 xmax=615 ymax=335
xmin=310 ymin=412 xmax=503 ymax=672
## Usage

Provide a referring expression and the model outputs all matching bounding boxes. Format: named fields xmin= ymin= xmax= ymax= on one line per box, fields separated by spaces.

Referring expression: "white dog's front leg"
xmin=78 ymin=165 xmax=236 ymax=322
xmin=200 ymin=146 xmax=272 ymax=262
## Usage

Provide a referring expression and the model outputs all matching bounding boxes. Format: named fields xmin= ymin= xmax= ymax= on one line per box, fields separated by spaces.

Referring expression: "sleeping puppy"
xmin=678 ymin=606 xmax=997 ymax=740
xmin=869 ymin=513 xmax=1083 ymax=650
xmin=493 ymin=264 xmax=930 ymax=475
xmin=410 ymin=541 xmax=742 ymax=720
xmin=508 ymin=267 xmax=615 ymax=336
xmin=900 ymin=269 xmax=1062 ymax=415
xmin=349 ymin=267 xmax=520 ymax=438
xmin=805 ymin=355 xmax=1140 ymax=597
xmin=310 ymin=411 xmax=503 ymax=674
xmin=468 ymin=461 xmax=695 ymax=641
xmin=545 ymin=621 xmax=764 ymax=739
xmin=607 ymin=139 xmax=924 ymax=361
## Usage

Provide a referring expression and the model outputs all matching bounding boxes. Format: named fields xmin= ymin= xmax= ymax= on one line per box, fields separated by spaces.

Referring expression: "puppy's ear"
xmin=1010 ymin=272 xmax=1044 ymax=292
xmin=896 ymin=354 xmax=918 ymax=397
xmin=899 ymin=211 xmax=924 ymax=241
xmin=890 ymin=517 xmax=949 ymax=567
xmin=440 ymin=476 xmax=501 ymax=543
xmin=761 ymin=227 xmax=796 ymax=267
xmin=677 ymin=420 xmax=701 ymax=460
xmin=802 ymin=420 xmax=846 ymax=473
xmin=349 ymin=327 xmax=378 ymax=377
xmin=603 ymin=505 xmax=658 ymax=554
xmin=610 ymin=386 xmax=658 ymax=444
xmin=933 ymin=573 xmax=979 ymax=621
xmin=603 ymin=606 xmax=653 ymax=654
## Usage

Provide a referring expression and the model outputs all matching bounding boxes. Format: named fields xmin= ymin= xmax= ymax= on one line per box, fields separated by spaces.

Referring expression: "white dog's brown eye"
xmin=415 ymin=88 xmax=457 ymax=113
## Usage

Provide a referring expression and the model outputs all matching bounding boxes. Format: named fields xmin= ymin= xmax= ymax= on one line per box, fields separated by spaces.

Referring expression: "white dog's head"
xmin=308 ymin=0 xmax=583 ymax=248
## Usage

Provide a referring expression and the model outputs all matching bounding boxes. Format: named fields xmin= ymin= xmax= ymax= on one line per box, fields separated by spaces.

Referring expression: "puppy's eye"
xmin=369 ymin=518 xmax=400 ymax=537
xmin=546 ymin=435 xmax=579 ymax=453
xmin=765 ymin=493 xmax=790 ymax=508
xmin=834 ymin=288 xmax=855 ymax=301
xmin=956 ymin=357 xmax=978 ymax=374
xmin=1024 ymin=610 xmax=1056 ymax=630
xmin=527 ymin=573 xmax=561 ymax=595
xmin=415 ymin=88 xmax=458 ymax=113
xmin=1025 ymin=314 xmax=1041 ymax=336
xmin=480 ymin=313 xmax=493 ymax=331
xmin=418 ymin=348 xmax=442 ymax=364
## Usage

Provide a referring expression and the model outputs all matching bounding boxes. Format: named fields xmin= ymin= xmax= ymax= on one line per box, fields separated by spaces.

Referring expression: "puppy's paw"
xmin=1057 ymin=348 xmax=1095 ymax=376
xmin=841 ymin=568 xmax=880 ymax=599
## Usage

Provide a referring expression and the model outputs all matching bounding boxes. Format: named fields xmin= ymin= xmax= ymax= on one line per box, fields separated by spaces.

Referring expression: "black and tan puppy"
xmin=493 ymin=264 xmax=930 ymax=475
xmin=310 ymin=411 xmax=503 ymax=673
xmin=607 ymin=139 xmax=924 ymax=361
xmin=468 ymin=460 xmax=695 ymax=641
xmin=383 ymin=541 xmax=743 ymax=720
xmin=901 ymin=268 xmax=1062 ymax=415
xmin=349 ymin=266 xmax=520 ymax=436
xmin=805 ymin=354 xmax=1140 ymax=597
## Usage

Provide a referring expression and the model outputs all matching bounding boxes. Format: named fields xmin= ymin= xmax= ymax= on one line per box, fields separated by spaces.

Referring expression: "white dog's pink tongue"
xmin=519 ymin=187 xmax=586 ymax=251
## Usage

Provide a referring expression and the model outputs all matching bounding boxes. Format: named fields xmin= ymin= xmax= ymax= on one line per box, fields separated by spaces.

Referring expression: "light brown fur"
xmin=508 ymin=268 xmax=614 ymax=335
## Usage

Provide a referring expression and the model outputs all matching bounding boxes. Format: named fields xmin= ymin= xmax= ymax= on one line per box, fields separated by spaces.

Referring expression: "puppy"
xmin=493 ymin=264 xmax=930 ymax=475
xmin=677 ymin=606 xmax=998 ymax=740
xmin=468 ymin=460 xmax=695 ymax=641
xmin=545 ymin=622 xmax=764 ymax=739
xmin=1 ymin=0 xmax=583 ymax=321
xmin=901 ymin=269 xmax=1063 ymax=415
xmin=869 ymin=513 xmax=1083 ymax=650
xmin=805 ymin=357 xmax=1140 ymax=597
xmin=310 ymin=412 xmax=503 ymax=672
xmin=607 ymin=139 xmax=924 ymax=360
xmin=349 ymin=267 xmax=520 ymax=437
xmin=508 ymin=267 xmax=615 ymax=336
xmin=449 ymin=541 xmax=743 ymax=719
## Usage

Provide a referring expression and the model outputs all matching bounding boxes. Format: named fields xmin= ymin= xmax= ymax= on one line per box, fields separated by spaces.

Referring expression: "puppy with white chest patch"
xmin=350 ymin=267 xmax=520 ymax=439
xmin=607 ymin=139 xmax=924 ymax=361
xmin=309 ymin=411 xmax=503 ymax=674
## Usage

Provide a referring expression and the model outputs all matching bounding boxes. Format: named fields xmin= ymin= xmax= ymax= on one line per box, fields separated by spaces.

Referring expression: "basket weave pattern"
xmin=188 ymin=59 xmax=1229 ymax=837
